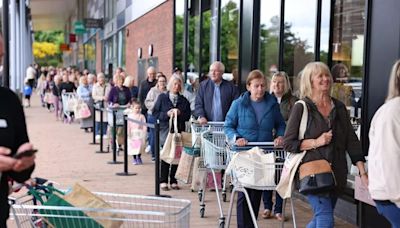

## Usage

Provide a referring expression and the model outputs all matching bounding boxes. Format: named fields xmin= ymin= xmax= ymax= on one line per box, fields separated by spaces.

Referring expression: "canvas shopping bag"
xmin=191 ymin=157 xmax=207 ymax=191
xmin=128 ymin=129 xmax=147 ymax=155
xmin=43 ymin=92 xmax=53 ymax=104
xmin=276 ymin=100 xmax=308 ymax=199
xmin=74 ymin=100 xmax=91 ymax=119
xmin=160 ymin=110 xmax=183 ymax=164
xmin=62 ymin=183 xmax=123 ymax=228
xmin=175 ymin=151 xmax=195 ymax=184
xmin=226 ymin=147 xmax=276 ymax=190
xmin=181 ymin=131 xmax=192 ymax=148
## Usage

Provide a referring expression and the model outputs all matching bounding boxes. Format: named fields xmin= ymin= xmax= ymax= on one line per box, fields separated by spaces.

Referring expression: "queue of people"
xmin=13 ymin=57 xmax=400 ymax=228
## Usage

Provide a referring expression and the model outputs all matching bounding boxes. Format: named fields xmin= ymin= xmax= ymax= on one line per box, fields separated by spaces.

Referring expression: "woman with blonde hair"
xmin=368 ymin=60 xmax=400 ymax=227
xmin=92 ymin=72 xmax=111 ymax=139
xmin=76 ymin=75 xmax=94 ymax=132
xmin=262 ymin=71 xmax=298 ymax=221
xmin=123 ymin=75 xmax=139 ymax=100
xmin=283 ymin=62 xmax=367 ymax=228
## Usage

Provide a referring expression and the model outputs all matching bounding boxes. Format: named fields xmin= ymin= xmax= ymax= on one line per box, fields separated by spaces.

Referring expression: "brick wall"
xmin=125 ymin=0 xmax=173 ymax=86
xmin=96 ymin=32 xmax=102 ymax=73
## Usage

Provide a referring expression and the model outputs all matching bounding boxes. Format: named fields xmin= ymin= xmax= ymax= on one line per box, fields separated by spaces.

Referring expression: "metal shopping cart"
xmin=9 ymin=180 xmax=191 ymax=228
xmin=199 ymin=129 xmax=227 ymax=228
xmin=61 ymin=92 xmax=78 ymax=122
xmin=225 ymin=142 xmax=297 ymax=228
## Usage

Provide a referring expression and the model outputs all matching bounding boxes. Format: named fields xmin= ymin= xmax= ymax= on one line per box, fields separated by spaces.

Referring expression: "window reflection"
xmin=259 ymin=0 xmax=280 ymax=79
xmin=220 ymin=0 xmax=239 ymax=84
xmin=283 ymin=0 xmax=316 ymax=94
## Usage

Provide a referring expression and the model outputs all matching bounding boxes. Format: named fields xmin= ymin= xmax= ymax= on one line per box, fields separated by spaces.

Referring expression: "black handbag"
xmin=298 ymin=159 xmax=336 ymax=194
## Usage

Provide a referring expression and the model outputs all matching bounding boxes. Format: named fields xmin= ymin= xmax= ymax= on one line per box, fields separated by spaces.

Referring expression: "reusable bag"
xmin=175 ymin=150 xmax=195 ymax=184
xmin=226 ymin=147 xmax=276 ymax=190
xmin=74 ymin=100 xmax=91 ymax=119
xmin=160 ymin=110 xmax=183 ymax=164
xmin=128 ymin=129 xmax=147 ymax=155
xmin=276 ymin=100 xmax=308 ymax=198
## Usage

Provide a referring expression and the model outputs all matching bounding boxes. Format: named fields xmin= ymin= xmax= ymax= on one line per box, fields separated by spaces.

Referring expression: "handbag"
xmin=43 ymin=92 xmax=53 ymax=104
xmin=298 ymin=159 xmax=337 ymax=194
xmin=160 ymin=109 xmax=183 ymax=164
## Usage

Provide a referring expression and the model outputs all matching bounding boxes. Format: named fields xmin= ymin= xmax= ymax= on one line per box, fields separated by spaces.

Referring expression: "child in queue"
xmin=125 ymin=100 xmax=147 ymax=165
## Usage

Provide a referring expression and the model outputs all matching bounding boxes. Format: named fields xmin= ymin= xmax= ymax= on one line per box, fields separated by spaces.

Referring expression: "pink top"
xmin=127 ymin=113 xmax=147 ymax=133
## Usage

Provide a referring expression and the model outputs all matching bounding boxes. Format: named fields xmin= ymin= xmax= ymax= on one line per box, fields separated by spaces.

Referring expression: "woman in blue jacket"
xmin=224 ymin=70 xmax=286 ymax=228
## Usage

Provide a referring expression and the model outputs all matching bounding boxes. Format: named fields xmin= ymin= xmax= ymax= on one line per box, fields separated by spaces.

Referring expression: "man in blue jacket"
xmin=195 ymin=61 xmax=239 ymax=123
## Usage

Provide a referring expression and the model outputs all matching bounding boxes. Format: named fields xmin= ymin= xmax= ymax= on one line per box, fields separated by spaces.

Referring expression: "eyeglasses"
xmin=158 ymin=80 xmax=166 ymax=83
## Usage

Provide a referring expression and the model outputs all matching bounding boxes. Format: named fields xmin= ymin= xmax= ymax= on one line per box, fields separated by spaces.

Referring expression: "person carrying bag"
xmin=160 ymin=109 xmax=183 ymax=164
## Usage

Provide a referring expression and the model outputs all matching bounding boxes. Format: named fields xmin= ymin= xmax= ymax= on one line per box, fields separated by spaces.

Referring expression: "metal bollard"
xmin=89 ymin=105 xmax=98 ymax=145
xmin=108 ymin=108 xmax=122 ymax=164
xmin=96 ymin=107 xmax=107 ymax=153
xmin=116 ymin=115 xmax=136 ymax=176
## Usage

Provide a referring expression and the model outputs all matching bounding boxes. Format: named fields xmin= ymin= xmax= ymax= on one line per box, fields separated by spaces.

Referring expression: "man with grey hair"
xmin=138 ymin=66 xmax=157 ymax=115
xmin=195 ymin=61 xmax=239 ymax=124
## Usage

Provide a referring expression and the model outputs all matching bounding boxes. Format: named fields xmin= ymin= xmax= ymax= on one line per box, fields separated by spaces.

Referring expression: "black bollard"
xmin=90 ymin=105 xmax=98 ymax=145
xmin=116 ymin=115 xmax=137 ymax=176
xmin=96 ymin=107 xmax=107 ymax=153
xmin=108 ymin=108 xmax=122 ymax=164
xmin=153 ymin=120 xmax=170 ymax=198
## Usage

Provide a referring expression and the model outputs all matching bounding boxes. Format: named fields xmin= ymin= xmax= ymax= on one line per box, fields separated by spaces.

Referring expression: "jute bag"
xmin=160 ymin=110 xmax=183 ymax=164
xmin=276 ymin=100 xmax=308 ymax=199
xmin=62 ymin=183 xmax=123 ymax=228
xmin=175 ymin=150 xmax=195 ymax=184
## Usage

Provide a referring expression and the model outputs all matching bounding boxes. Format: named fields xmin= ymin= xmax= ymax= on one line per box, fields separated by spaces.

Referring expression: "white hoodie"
xmin=368 ymin=97 xmax=400 ymax=207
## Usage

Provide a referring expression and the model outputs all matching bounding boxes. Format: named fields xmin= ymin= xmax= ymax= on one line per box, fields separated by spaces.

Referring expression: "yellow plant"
xmin=33 ymin=42 xmax=58 ymax=59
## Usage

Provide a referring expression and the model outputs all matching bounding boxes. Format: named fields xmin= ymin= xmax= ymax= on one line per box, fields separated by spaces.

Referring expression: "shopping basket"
xmin=10 ymin=189 xmax=191 ymax=228
xmin=225 ymin=142 xmax=297 ymax=228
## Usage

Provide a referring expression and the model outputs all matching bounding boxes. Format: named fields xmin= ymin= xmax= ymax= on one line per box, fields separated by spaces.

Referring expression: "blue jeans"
xmin=95 ymin=122 xmax=108 ymax=135
xmin=147 ymin=114 xmax=156 ymax=159
xmin=262 ymin=190 xmax=283 ymax=213
xmin=306 ymin=194 xmax=337 ymax=228
xmin=375 ymin=200 xmax=400 ymax=228
xmin=237 ymin=188 xmax=262 ymax=228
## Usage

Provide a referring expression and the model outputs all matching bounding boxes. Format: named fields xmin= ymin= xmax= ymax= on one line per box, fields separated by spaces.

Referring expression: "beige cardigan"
xmin=368 ymin=97 xmax=400 ymax=207
xmin=92 ymin=82 xmax=111 ymax=122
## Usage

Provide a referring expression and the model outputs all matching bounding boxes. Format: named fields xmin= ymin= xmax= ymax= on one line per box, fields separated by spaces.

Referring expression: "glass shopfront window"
xmin=259 ymin=0 xmax=280 ymax=79
xmin=283 ymin=0 xmax=316 ymax=83
xmin=84 ymin=36 xmax=96 ymax=73
xmin=220 ymin=0 xmax=240 ymax=84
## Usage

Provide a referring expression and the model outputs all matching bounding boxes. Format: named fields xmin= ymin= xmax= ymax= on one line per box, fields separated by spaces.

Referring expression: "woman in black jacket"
xmin=283 ymin=62 xmax=367 ymax=228
xmin=153 ymin=75 xmax=191 ymax=191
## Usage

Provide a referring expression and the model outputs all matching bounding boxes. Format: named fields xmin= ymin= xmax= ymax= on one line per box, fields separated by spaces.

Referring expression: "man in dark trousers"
xmin=0 ymin=34 xmax=36 ymax=228
xmin=195 ymin=61 xmax=239 ymax=124
xmin=138 ymin=66 xmax=157 ymax=116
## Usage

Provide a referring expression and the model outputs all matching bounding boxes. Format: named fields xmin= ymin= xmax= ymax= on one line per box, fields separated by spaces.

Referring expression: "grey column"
xmin=239 ymin=0 xmax=261 ymax=91
xmin=20 ymin=0 xmax=26 ymax=91
xmin=209 ymin=0 xmax=220 ymax=62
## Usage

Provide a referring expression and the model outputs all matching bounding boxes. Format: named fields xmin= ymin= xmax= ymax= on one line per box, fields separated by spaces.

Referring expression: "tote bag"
xmin=74 ymin=100 xmax=91 ymax=119
xmin=128 ymin=129 xmax=147 ymax=155
xmin=160 ymin=110 xmax=183 ymax=164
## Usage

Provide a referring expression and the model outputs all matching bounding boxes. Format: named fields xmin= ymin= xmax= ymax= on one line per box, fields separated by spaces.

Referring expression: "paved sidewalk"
xmin=10 ymin=94 xmax=355 ymax=227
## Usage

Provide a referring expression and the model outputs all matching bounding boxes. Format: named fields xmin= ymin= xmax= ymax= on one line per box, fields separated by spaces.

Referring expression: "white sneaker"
xmin=95 ymin=135 xmax=101 ymax=140
xmin=103 ymin=135 xmax=108 ymax=139
xmin=145 ymin=145 xmax=151 ymax=153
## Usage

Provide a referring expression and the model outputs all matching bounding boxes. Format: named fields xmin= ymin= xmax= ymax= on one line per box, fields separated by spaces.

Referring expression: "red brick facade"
xmin=125 ymin=1 xmax=174 ymax=85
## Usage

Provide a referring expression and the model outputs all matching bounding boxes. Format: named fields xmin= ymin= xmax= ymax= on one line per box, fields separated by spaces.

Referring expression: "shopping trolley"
xmin=9 ymin=180 xmax=191 ymax=228
xmin=61 ymin=92 xmax=77 ymax=122
xmin=225 ymin=142 xmax=297 ymax=228
xmin=199 ymin=129 xmax=227 ymax=228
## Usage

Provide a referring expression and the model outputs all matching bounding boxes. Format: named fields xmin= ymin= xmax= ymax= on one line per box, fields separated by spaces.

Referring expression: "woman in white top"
xmin=368 ymin=59 xmax=400 ymax=227
xmin=92 ymin=72 xmax=111 ymax=138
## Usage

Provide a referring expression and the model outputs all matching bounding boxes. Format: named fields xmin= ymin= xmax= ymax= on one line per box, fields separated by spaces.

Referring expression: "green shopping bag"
xmin=29 ymin=185 xmax=103 ymax=228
